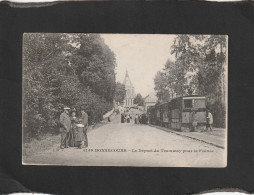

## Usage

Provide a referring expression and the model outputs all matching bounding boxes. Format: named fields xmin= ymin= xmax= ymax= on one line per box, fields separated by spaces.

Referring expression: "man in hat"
xmin=59 ymin=106 xmax=71 ymax=149
xmin=81 ymin=108 xmax=89 ymax=147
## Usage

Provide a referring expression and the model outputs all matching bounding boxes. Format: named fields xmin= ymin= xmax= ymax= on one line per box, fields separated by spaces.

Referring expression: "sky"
xmin=101 ymin=34 xmax=176 ymax=97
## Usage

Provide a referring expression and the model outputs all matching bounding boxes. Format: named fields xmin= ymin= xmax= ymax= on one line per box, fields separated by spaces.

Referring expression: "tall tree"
xmin=154 ymin=71 xmax=171 ymax=103
xmin=154 ymin=34 xmax=227 ymax=127
xmin=114 ymin=82 xmax=126 ymax=104
xmin=134 ymin=93 xmax=144 ymax=106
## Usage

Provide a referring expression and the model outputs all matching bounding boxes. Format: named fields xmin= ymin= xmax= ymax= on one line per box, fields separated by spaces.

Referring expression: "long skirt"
xmin=121 ymin=115 xmax=125 ymax=123
xmin=68 ymin=128 xmax=76 ymax=147
xmin=75 ymin=127 xmax=88 ymax=148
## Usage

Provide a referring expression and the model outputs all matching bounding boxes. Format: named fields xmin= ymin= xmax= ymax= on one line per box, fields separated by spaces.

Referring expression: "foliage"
xmin=23 ymin=33 xmax=116 ymax=139
xmin=207 ymin=100 xmax=226 ymax=128
xmin=134 ymin=93 xmax=144 ymax=106
xmin=154 ymin=35 xmax=227 ymax=127
xmin=114 ymin=82 xmax=126 ymax=104
xmin=154 ymin=71 xmax=171 ymax=103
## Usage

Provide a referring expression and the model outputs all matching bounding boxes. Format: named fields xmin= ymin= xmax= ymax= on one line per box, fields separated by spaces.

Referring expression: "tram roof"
xmin=150 ymin=95 xmax=206 ymax=107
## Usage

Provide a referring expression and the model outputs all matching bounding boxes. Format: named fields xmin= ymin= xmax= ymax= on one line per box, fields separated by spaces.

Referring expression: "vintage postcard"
xmin=22 ymin=33 xmax=227 ymax=167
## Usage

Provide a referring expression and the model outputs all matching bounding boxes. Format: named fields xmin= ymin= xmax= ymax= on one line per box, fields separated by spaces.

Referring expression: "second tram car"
xmin=147 ymin=95 xmax=207 ymax=131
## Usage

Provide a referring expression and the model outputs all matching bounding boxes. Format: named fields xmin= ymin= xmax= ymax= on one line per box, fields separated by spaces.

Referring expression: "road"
xmin=24 ymin=114 xmax=226 ymax=167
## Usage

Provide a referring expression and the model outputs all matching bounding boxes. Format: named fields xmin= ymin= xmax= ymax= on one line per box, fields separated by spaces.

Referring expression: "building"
xmin=123 ymin=70 xmax=135 ymax=107
xmin=144 ymin=92 xmax=158 ymax=111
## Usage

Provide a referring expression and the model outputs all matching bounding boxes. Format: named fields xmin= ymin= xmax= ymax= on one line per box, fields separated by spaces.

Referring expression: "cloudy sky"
xmin=101 ymin=34 xmax=176 ymax=97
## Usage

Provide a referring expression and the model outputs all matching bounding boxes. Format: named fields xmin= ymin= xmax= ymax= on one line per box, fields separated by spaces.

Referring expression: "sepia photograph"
xmin=22 ymin=33 xmax=228 ymax=167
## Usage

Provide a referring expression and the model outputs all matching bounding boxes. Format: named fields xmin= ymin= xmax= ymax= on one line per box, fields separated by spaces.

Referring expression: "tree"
xmin=154 ymin=34 xmax=227 ymax=127
xmin=114 ymin=82 xmax=126 ymax=104
xmin=154 ymin=71 xmax=171 ymax=103
xmin=134 ymin=93 xmax=144 ymax=106
xmin=23 ymin=33 xmax=117 ymax=139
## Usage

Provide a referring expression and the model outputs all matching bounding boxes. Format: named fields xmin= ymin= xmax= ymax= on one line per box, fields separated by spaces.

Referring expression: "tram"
xmin=147 ymin=95 xmax=207 ymax=131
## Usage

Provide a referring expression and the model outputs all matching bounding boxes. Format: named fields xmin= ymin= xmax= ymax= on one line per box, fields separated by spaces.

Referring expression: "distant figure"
xmin=59 ymin=107 xmax=71 ymax=149
xmin=142 ymin=114 xmax=147 ymax=124
xmin=126 ymin=114 xmax=130 ymax=123
xmin=121 ymin=113 xmax=125 ymax=123
xmin=135 ymin=114 xmax=139 ymax=124
xmin=206 ymin=109 xmax=213 ymax=131
xmin=138 ymin=114 xmax=142 ymax=124
xmin=108 ymin=117 xmax=111 ymax=122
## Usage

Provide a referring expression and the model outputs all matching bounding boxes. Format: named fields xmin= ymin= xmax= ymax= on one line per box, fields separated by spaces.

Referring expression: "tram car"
xmin=147 ymin=95 xmax=207 ymax=131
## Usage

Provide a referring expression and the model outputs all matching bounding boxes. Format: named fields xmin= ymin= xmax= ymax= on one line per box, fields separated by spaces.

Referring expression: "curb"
xmin=148 ymin=124 xmax=225 ymax=149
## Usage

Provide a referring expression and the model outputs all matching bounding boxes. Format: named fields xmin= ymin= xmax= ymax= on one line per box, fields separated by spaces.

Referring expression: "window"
xmin=184 ymin=100 xmax=193 ymax=108
xmin=194 ymin=99 xmax=206 ymax=108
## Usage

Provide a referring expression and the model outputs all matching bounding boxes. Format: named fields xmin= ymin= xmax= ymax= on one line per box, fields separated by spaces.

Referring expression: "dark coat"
xmin=69 ymin=116 xmax=79 ymax=147
xmin=60 ymin=112 xmax=71 ymax=132
xmin=121 ymin=114 xmax=125 ymax=123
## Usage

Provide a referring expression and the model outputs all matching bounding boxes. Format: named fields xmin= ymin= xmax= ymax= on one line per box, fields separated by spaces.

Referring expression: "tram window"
xmin=184 ymin=100 xmax=193 ymax=108
xmin=194 ymin=99 xmax=206 ymax=108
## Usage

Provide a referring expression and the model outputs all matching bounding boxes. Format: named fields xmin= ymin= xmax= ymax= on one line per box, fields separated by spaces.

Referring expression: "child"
xmin=75 ymin=119 xmax=86 ymax=149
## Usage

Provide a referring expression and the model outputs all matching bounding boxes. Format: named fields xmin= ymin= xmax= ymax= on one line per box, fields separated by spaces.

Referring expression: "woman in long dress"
xmin=75 ymin=119 xmax=86 ymax=148
xmin=126 ymin=114 xmax=130 ymax=123
xmin=69 ymin=111 xmax=78 ymax=147
xmin=121 ymin=113 xmax=125 ymax=123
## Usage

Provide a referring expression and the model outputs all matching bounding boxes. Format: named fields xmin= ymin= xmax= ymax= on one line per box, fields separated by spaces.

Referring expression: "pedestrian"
xmin=121 ymin=113 xmax=125 ymax=123
xmin=142 ymin=113 xmax=147 ymax=124
xmin=138 ymin=114 xmax=142 ymax=124
xmin=81 ymin=108 xmax=89 ymax=147
xmin=126 ymin=114 xmax=130 ymax=123
xmin=206 ymin=109 xmax=213 ymax=131
xmin=59 ymin=107 xmax=71 ymax=149
xmin=135 ymin=114 xmax=139 ymax=124
xmin=69 ymin=110 xmax=78 ymax=147
xmin=75 ymin=119 xmax=86 ymax=149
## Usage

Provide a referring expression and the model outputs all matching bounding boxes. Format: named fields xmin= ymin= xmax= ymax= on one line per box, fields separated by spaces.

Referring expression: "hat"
xmin=79 ymin=118 xmax=82 ymax=122
xmin=76 ymin=124 xmax=84 ymax=128
xmin=64 ymin=107 xmax=71 ymax=110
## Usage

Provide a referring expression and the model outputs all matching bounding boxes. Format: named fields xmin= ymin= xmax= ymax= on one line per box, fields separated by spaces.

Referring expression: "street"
xmin=24 ymin=114 xmax=226 ymax=167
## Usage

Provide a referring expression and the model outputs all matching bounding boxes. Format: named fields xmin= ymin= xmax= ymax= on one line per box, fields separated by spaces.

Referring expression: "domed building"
xmin=123 ymin=70 xmax=135 ymax=107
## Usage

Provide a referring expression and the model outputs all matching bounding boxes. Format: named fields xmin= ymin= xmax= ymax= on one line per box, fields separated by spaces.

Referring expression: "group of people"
xmin=134 ymin=113 xmax=147 ymax=124
xmin=121 ymin=113 xmax=132 ymax=123
xmin=120 ymin=111 xmax=148 ymax=124
xmin=59 ymin=107 xmax=88 ymax=149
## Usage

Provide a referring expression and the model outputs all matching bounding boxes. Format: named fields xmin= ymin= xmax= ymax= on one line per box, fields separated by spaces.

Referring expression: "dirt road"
xmin=23 ymin=114 xmax=226 ymax=167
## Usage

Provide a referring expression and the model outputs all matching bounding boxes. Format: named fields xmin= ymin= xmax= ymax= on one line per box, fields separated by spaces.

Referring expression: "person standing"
xmin=121 ymin=113 xmax=125 ymax=123
xmin=81 ymin=108 xmax=89 ymax=147
xmin=135 ymin=114 xmax=139 ymax=124
xmin=75 ymin=119 xmax=86 ymax=149
xmin=138 ymin=114 xmax=142 ymax=124
xmin=206 ymin=109 xmax=213 ymax=131
xmin=126 ymin=114 xmax=130 ymax=123
xmin=69 ymin=110 xmax=78 ymax=147
xmin=59 ymin=107 xmax=71 ymax=149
